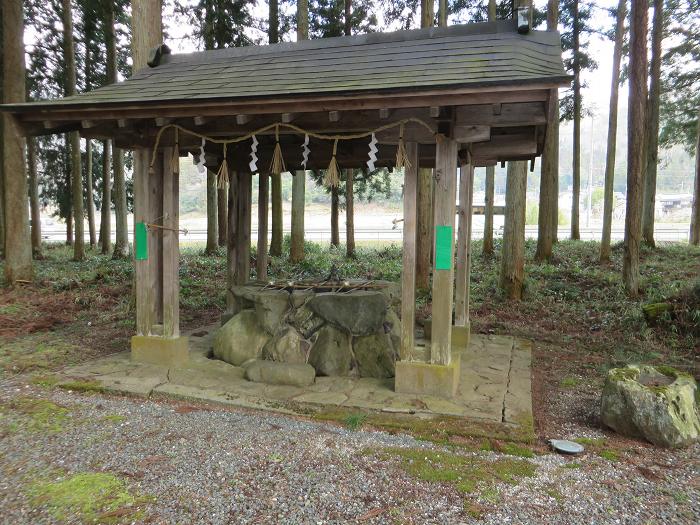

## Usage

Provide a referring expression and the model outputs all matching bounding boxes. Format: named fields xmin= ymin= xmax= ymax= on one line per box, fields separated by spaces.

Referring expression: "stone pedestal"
xmin=394 ymin=352 xmax=461 ymax=398
xmin=422 ymin=322 xmax=470 ymax=350
xmin=131 ymin=335 xmax=189 ymax=367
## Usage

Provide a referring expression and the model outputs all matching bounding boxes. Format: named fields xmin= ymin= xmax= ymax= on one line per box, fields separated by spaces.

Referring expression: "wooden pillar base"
xmin=395 ymin=352 xmax=461 ymax=399
xmin=131 ymin=335 xmax=189 ymax=367
xmin=422 ymin=322 xmax=470 ymax=351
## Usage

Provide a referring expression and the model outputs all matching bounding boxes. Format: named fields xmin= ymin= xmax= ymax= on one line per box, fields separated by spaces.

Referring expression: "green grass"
xmin=57 ymin=380 xmax=106 ymax=393
xmin=28 ymin=472 xmax=149 ymax=523
xmin=598 ymin=449 xmax=619 ymax=462
xmin=559 ymin=376 xmax=581 ymax=388
xmin=343 ymin=412 xmax=368 ymax=431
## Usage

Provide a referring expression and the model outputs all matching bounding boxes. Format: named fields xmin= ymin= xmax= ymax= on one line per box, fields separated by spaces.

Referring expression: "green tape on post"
xmin=135 ymin=222 xmax=148 ymax=261
xmin=434 ymin=225 xmax=453 ymax=270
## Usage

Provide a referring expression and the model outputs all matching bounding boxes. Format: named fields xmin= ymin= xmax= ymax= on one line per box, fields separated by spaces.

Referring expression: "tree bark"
xmin=500 ymin=161 xmax=527 ymax=300
xmin=290 ymin=0 xmax=308 ymax=262
xmin=62 ymin=0 xmax=84 ymax=261
xmin=690 ymin=107 xmax=700 ymax=245
xmin=600 ymin=0 xmax=626 ymax=262
xmin=2 ymin=0 xmax=32 ymax=282
xmin=571 ymin=0 xmax=581 ymax=240
xmin=438 ymin=0 xmax=447 ymax=27
xmin=482 ymin=0 xmax=497 ymax=257
xmin=331 ymin=186 xmax=339 ymax=247
xmin=346 ymin=169 xmax=355 ymax=257
xmin=535 ymin=0 xmax=560 ymax=262
xmin=291 ymin=171 xmax=305 ymax=261
xmin=642 ymin=0 xmax=664 ymax=247
xmin=218 ymin=181 xmax=228 ymax=247
xmin=103 ymin=5 xmax=123 ymax=257
xmin=100 ymin=140 xmax=111 ymax=254
xmin=205 ymin=169 xmax=218 ymax=254
xmin=85 ymin=140 xmax=97 ymax=247
xmin=624 ymin=0 xmax=648 ymax=296
xmin=28 ymin=137 xmax=42 ymax=259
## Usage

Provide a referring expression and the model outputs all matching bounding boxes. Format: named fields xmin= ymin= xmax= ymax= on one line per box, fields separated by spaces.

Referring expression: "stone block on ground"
xmin=353 ymin=333 xmax=396 ymax=379
xmin=308 ymin=325 xmax=354 ymax=376
xmin=262 ymin=326 xmax=310 ymax=364
xmin=244 ymin=360 xmax=316 ymax=387
xmin=601 ymin=365 xmax=700 ymax=448
xmin=213 ymin=310 xmax=270 ymax=366
xmin=308 ymin=291 xmax=387 ymax=336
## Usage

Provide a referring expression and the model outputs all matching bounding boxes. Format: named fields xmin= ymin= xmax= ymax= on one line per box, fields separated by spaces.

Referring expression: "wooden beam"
xmin=455 ymin=162 xmax=474 ymax=327
xmin=133 ymin=149 xmax=154 ymax=336
xmin=328 ymin=111 xmax=340 ymax=122
xmin=281 ymin=112 xmax=296 ymax=123
xmin=155 ymin=117 xmax=171 ymax=126
xmin=81 ymin=120 xmax=97 ymax=128
xmin=257 ymin=173 xmax=269 ymax=281
xmin=453 ymin=125 xmax=490 ymax=144
xmin=193 ymin=116 xmax=208 ymax=126
xmin=492 ymin=103 xmax=503 ymax=115
xmin=117 ymin=119 xmax=130 ymax=128
xmin=162 ymin=147 xmax=180 ymax=337
xmin=430 ymin=136 xmax=458 ymax=365
xmin=400 ymin=142 xmax=419 ymax=362
xmin=430 ymin=106 xmax=441 ymax=118
xmin=43 ymin=121 xmax=57 ymax=129
xmin=236 ymin=114 xmax=251 ymax=125
xmin=379 ymin=108 xmax=390 ymax=120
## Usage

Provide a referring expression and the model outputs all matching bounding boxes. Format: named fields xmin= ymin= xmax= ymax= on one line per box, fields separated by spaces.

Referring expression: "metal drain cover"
xmin=549 ymin=439 xmax=585 ymax=454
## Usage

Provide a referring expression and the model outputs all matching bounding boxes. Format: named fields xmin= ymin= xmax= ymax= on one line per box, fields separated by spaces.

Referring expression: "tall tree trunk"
xmin=62 ymin=0 xmax=84 ymax=261
xmin=689 ymin=108 xmax=700 ymax=245
xmin=601 ymin=0 xmax=626 ymax=262
xmin=2 ymin=0 xmax=32 ymax=282
xmin=500 ymin=161 xmax=527 ymax=300
xmin=107 ymin=3 xmax=126 ymax=258
xmin=85 ymin=140 xmax=97 ymax=248
xmin=416 ymin=0 xmax=436 ymax=288
xmin=268 ymin=0 xmax=283 ymax=257
xmin=482 ymin=0 xmax=497 ymax=257
xmin=331 ymin=186 xmax=339 ymax=247
xmin=290 ymin=0 xmax=308 ymax=262
xmin=624 ymin=0 xmax=648 ymax=297
xmin=346 ymin=169 xmax=355 ymax=257
xmin=438 ymin=0 xmax=447 ymax=27
xmin=100 ymin=140 xmax=112 ymax=254
xmin=205 ymin=170 xmax=218 ymax=254
xmin=28 ymin=137 xmax=42 ymax=258
xmin=535 ymin=0 xmax=560 ymax=262
xmin=642 ymin=0 xmax=664 ymax=247
xmin=571 ymin=0 xmax=581 ymax=240
xmin=218 ymin=180 xmax=228 ymax=247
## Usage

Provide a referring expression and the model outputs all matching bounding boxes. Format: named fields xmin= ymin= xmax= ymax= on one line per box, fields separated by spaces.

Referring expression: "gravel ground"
xmin=0 ymin=381 xmax=698 ymax=525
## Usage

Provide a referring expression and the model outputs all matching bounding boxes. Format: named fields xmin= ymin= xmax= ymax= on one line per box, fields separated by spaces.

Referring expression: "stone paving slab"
xmin=58 ymin=324 xmax=532 ymax=426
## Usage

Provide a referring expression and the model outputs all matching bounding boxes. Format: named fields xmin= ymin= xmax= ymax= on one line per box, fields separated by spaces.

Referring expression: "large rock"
xmin=244 ymin=360 xmax=315 ymax=387
xmin=601 ymin=365 xmax=700 ymax=448
xmin=253 ymin=290 xmax=290 ymax=334
xmin=384 ymin=308 xmax=401 ymax=354
xmin=353 ymin=333 xmax=396 ymax=379
xmin=262 ymin=326 xmax=309 ymax=364
xmin=308 ymin=325 xmax=354 ymax=376
xmin=213 ymin=310 xmax=270 ymax=366
xmin=308 ymin=291 xmax=387 ymax=336
xmin=290 ymin=304 xmax=325 ymax=339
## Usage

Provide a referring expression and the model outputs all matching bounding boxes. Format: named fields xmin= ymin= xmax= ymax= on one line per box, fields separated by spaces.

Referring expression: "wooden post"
xmin=257 ymin=173 xmax=269 ymax=280
xmin=237 ymin=172 xmax=252 ymax=286
xmin=162 ymin=147 xmax=180 ymax=338
xmin=226 ymin=171 xmax=239 ymax=313
xmin=290 ymin=171 xmax=305 ymax=262
xmin=149 ymin=149 xmax=164 ymax=327
xmin=400 ymin=142 xmax=419 ymax=361
xmin=455 ymin=159 xmax=474 ymax=326
xmin=430 ymin=136 xmax=458 ymax=365
xmin=133 ymin=149 xmax=154 ymax=336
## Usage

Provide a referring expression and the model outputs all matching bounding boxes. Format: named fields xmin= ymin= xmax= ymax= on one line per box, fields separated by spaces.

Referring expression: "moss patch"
xmin=312 ymin=408 xmax=535 ymax=446
xmin=374 ymin=447 xmax=536 ymax=495
xmin=29 ymin=472 xmax=149 ymax=523
xmin=58 ymin=380 xmax=106 ymax=394
xmin=5 ymin=397 xmax=71 ymax=433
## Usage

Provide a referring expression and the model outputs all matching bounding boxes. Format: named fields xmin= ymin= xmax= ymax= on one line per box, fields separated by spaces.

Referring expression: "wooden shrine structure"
xmin=2 ymin=18 xmax=568 ymax=397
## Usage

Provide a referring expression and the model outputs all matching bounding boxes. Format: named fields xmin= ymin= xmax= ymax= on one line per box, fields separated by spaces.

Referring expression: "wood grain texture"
xmin=400 ymin=142 xmax=419 ymax=361
xmin=162 ymin=147 xmax=180 ymax=338
xmin=455 ymin=162 xmax=474 ymax=326
xmin=430 ymin=136 xmax=458 ymax=365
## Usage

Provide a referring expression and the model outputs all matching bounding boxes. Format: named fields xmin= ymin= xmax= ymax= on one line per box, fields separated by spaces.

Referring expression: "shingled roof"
xmin=6 ymin=20 xmax=567 ymax=111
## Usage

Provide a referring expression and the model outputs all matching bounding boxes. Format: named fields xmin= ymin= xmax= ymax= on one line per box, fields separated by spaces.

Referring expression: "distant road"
xmin=42 ymin=224 xmax=691 ymax=244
